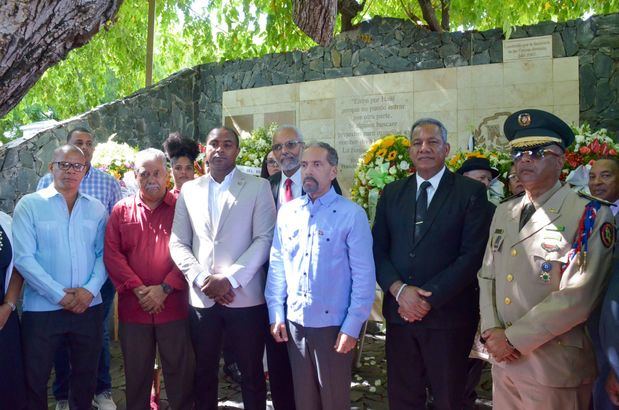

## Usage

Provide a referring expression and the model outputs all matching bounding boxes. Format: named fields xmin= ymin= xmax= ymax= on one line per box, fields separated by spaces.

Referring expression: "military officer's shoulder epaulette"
xmin=500 ymin=191 xmax=525 ymax=204
xmin=577 ymin=191 xmax=614 ymax=206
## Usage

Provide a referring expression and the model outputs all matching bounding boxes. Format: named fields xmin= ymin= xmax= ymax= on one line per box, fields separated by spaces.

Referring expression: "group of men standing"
xmin=7 ymin=106 xmax=619 ymax=410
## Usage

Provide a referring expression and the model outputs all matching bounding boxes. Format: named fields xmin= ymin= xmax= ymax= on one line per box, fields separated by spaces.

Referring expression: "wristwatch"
xmin=5 ymin=301 xmax=16 ymax=312
xmin=161 ymin=283 xmax=173 ymax=295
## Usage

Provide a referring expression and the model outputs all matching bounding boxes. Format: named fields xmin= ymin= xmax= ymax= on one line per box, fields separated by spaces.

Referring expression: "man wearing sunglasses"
xmin=13 ymin=145 xmax=109 ymax=409
xmin=478 ymin=109 xmax=615 ymax=409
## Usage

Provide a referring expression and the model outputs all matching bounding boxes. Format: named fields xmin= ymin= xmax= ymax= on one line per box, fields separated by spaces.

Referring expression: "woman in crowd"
xmin=260 ymin=150 xmax=280 ymax=179
xmin=0 ymin=210 xmax=26 ymax=408
xmin=163 ymin=132 xmax=201 ymax=195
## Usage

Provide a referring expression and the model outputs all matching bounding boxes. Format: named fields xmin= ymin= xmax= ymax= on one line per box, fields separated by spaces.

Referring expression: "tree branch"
xmin=0 ymin=0 xmax=124 ymax=117
xmin=441 ymin=0 xmax=450 ymax=31
xmin=293 ymin=0 xmax=337 ymax=46
xmin=398 ymin=0 xmax=424 ymax=25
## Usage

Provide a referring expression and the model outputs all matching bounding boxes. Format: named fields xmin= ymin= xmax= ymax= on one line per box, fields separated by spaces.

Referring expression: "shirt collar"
xmin=39 ymin=184 xmax=88 ymax=201
xmin=282 ymin=168 xmax=302 ymax=186
xmin=302 ymin=185 xmax=338 ymax=207
xmin=612 ymin=199 xmax=619 ymax=216
xmin=526 ymin=181 xmax=562 ymax=209
xmin=415 ymin=166 xmax=446 ymax=190
xmin=207 ymin=167 xmax=236 ymax=188
xmin=136 ymin=190 xmax=175 ymax=209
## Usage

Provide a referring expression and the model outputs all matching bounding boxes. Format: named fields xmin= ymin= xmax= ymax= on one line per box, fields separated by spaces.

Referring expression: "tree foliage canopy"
xmin=2 ymin=0 xmax=618 ymax=140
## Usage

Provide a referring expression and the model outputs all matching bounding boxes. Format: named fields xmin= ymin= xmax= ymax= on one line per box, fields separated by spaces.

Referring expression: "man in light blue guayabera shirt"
xmin=14 ymin=144 xmax=108 ymax=410
xmin=266 ymin=142 xmax=375 ymax=410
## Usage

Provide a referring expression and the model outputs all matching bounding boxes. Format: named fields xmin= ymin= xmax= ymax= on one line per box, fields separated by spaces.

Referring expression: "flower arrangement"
xmin=236 ymin=123 xmax=279 ymax=169
xmin=446 ymin=148 xmax=512 ymax=177
xmin=350 ymin=134 xmax=413 ymax=222
xmin=91 ymin=134 xmax=137 ymax=181
xmin=563 ymin=123 xmax=619 ymax=178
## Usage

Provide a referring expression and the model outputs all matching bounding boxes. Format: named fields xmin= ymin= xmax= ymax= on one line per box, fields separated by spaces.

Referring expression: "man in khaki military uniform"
xmin=478 ymin=109 xmax=616 ymax=409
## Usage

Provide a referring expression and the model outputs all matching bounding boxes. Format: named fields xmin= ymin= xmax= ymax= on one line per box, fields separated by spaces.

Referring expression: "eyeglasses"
xmin=266 ymin=159 xmax=279 ymax=166
xmin=53 ymin=161 xmax=86 ymax=172
xmin=272 ymin=140 xmax=303 ymax=152
xmin=511 ymin=147 xmax=561 ymax=162
xmin=507 ymin=174 xmax=519 ymax=180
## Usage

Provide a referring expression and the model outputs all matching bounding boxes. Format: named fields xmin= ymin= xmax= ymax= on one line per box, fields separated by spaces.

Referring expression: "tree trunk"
xmin=293 ymin=0 xmax=337 ymax=46
xmin=338 ymin=0 xmax=365 ymax=32
xmin=0 ymin=0 xmax=124 ymax=118
xmin=417 ymin=0 xmax=442 ymax=32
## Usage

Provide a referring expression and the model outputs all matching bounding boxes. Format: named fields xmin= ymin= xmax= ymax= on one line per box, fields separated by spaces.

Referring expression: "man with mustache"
xmin=588 ymin=157 xmax=619 ymax=409
xmin=170 ymin=127 xmax=276 ymax=410
xmin=265 ymin=125 xmax=342 ymax=409
xmin=13 ymin=145 xmax=108 ymax=409
xmin=266 ymin=142 xmax=375 ymax=410
xmin=478 ymin=109 xmax=615 ymax=409
xmin=104 ymin=148 xmax=194 ymax=410
xmin=373 ymin=118 xmax=493 ymax=410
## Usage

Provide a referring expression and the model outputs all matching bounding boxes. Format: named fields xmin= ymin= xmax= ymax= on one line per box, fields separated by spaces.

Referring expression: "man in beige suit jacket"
xmin=478 ymin=110 xmax=615 ymax=409
xmin=170 ymin=127 xmax=276 ymax=410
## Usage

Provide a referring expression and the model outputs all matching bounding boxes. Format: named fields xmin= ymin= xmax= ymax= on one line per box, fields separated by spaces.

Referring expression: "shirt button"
xmin=303 ymin=272 xmax=307 ymax=276
xmin=511 ymin=249 xmax=517 ymax=257
xmin=409 ymin=252 xmax=415 ymax=258
xmin=325 ymin=310 xmax=329 ymax=314
xmin=305 ymin=253 xmax=308 ymax=256
xmin=506 ymin=274 xmax=514 ymax=282
xmin=504 ymin=297 xmax=512 ymax=305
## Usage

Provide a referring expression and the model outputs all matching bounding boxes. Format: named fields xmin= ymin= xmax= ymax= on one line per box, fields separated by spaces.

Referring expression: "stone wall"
xmin=0 ymin=13 xmax=618 ymax=212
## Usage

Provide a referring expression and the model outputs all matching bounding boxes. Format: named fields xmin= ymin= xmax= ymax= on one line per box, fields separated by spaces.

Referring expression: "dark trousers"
xmin=189 ymin=303 xmax=268 ymax=410
xmin=386 ymin=322 xmax=477 ymax=410
xmin=463 ymin=358 xmax=485 ymax=409
xmin=0 ymin=310 xmax=26 ymax=409
xmin=22 ymin=305 xmax=103 ymax=410
xmin=53 ymin=279 xmax=115 ymax=399
xmin=119 ymin=319 xmax=195 ymax=410
xmin=265 ymin=327 xmax=296 ymax=410
xmin=286 ymin=321 xmax=354 ymax=410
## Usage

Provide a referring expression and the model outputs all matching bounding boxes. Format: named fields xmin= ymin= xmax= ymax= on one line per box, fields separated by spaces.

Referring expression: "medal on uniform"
xmin=491 ymin=229 xmax=504 ymax=252
xmin=539 ymin=261 xmax=552 ymax=283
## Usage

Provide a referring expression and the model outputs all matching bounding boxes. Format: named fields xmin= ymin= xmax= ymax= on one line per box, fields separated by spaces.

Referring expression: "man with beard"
xmin=266 ymin=142 xmax=375 ymax=410
xmin=104 ymin=149 xmax=194 ymax=410
xmin=170 ymin=127 xmax=276 ymax=410
xmin=265 ymin=125 xmax=341 ymax=409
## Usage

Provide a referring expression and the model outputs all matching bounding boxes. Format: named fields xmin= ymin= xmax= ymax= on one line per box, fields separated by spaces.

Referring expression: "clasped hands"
xmin=392 ymin=282 xmax=432 ymax=323
xmin=200 ymin=273 xmax=235 ymax=305
xmin=271 ymin=322 xmax=357 ymax=354
xmin=481 ymin=327 xmax=521 ymax=363
xmin=60 ymin=287 xmax=94 ymax=314
xmin=133 ymin=285 xmax=168 ymax=314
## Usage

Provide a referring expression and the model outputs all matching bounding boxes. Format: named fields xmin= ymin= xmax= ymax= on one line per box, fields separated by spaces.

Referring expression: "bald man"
xmin=14 ymin=145 xmax=109 ymax=410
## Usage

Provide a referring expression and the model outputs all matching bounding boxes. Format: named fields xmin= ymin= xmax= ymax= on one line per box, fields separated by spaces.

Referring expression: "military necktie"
xmin=519 ymin=202 xmax=536 ymax=231
xmin=414 ymin=181 xmax=431 ymax=241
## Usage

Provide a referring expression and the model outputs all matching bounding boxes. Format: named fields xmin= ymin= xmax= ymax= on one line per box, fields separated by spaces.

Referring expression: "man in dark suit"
xmin=373 ymin=118 xmax=493 ymax=410
xmin=268 ymin=125 xmax=341 ymax=209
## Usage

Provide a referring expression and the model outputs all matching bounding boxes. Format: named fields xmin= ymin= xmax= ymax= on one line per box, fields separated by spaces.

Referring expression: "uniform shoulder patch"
xmin=578 ymin=191 xmax=614 ymax=206
xmin=500 ymin=191 xmax=525 ymax=204
xmin=600 ymin=222 xmax=616 ymax=248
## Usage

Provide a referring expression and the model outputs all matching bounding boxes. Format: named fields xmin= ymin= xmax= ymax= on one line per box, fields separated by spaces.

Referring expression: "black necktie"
xmin=519 ymin=202 xmax=535 ymax=231
xmin=414 ymin=181 xmax=431 ymax=241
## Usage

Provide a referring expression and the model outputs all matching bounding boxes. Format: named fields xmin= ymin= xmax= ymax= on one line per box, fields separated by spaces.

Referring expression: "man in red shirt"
xmin=104 ymin=148 xmax=193 ymax=410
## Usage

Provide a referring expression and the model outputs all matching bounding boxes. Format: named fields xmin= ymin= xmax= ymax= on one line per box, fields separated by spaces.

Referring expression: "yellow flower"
xmin=382 ymin=136 xmax=396 ymax=147
xmin=376 ymin=148 xmax=387 ymax=158
xmin=400 ymin=138 xmax=411 ymax=147
xmin=363 ymin=153 xmax=373 ymax=165
xmin=387 ymin=150 xmax=398 ymax=161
